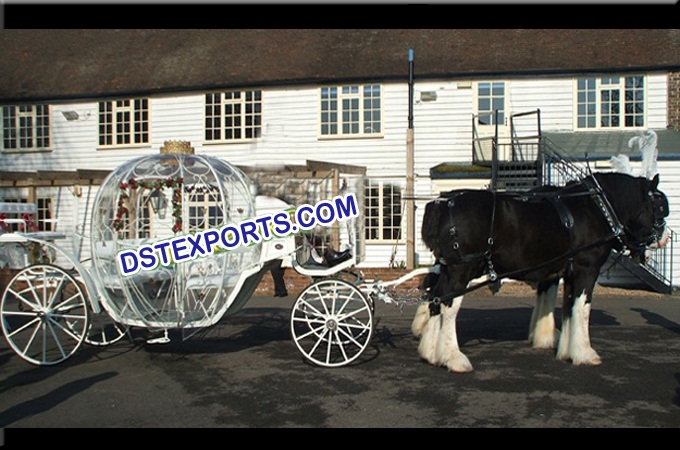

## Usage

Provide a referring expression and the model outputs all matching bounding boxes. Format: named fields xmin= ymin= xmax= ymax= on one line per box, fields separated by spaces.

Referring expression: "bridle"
xmin=426 ymin=175 xmax=669 ymax=314
xmin=619 ymin=188 xmax=668 ymax=255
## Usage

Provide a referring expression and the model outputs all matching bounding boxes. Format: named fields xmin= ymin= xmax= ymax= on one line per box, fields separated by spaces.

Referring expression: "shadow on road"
xmin=0 ymin=371 xmax=117 ymax=427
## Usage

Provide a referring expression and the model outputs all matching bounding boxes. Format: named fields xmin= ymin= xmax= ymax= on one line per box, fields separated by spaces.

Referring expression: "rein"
xmin=427 ymin=232 xmax=619 ymax=314
xmin=428 ymin=176 xmax=634 ymax=315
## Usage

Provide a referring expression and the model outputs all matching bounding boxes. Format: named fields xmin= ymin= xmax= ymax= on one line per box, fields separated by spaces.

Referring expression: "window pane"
xmin=321 ymin=84 xmax=380 ymax=137
xmin=2 ymin=104 xmax=51 ymax=150
xmin=477 ymin=82 xmax=504 ymax=125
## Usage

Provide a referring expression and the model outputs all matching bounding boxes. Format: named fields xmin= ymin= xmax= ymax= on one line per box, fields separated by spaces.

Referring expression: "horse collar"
xmin=446 ymin=191 xmax=499 ymax=283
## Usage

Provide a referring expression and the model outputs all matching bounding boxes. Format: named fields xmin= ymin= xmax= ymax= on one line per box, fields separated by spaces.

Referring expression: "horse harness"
xmin=429 ymin=180 xmax=627 ymax=313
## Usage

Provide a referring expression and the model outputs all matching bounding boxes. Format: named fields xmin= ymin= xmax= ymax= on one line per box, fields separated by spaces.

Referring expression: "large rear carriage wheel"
xmin=1 ymin=264 xmax=89 ymax=365
xmin=290 ymin=278 xmax=373 ymax=367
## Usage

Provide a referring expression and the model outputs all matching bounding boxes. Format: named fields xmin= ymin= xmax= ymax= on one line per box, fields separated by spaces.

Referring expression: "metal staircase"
xmin=471 ymin=109 xmax=674 ymax=293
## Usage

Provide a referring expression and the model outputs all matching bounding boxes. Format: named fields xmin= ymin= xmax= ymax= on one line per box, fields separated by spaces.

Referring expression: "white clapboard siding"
xmin=1 ymin=71 xmax=676 ymax=280
xmin=646 ymin=73 xmax=668 ymax=130
xmin=509 ymin=77 xmax=575 ymax=132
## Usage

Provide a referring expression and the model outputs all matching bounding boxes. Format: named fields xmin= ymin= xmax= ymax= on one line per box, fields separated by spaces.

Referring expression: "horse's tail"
xmin=421 ymin=199 xmax=444 ymax=252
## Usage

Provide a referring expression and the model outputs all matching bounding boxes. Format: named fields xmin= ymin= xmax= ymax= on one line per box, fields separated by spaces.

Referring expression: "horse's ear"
xmin=651 ymin=174 xmax=660 ymax=190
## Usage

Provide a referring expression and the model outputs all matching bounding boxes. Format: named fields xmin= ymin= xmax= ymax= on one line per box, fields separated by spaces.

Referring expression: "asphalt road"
xmin=2 ymin=290 xmax=680 ymax=429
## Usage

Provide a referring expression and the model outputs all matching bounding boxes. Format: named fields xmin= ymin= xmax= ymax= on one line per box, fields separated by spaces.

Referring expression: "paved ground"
xmin=2 ymin=287 xmax=680 ymax=429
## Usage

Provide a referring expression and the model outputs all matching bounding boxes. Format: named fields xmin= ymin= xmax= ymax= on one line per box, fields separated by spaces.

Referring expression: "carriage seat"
xmin=299 ymin=247 xmax=352 ymax=270
xmin=324 ymin=248 xmax=352 ymax=267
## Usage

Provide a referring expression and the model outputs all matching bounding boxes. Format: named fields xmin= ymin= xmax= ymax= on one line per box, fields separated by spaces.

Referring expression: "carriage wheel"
xmin=290 ymin=278 xmax=373 ymax=367
xmin=1 ymin=264 xmax=89 ymax=365
xmin=85 ymin=311 xmax=129 ymax=347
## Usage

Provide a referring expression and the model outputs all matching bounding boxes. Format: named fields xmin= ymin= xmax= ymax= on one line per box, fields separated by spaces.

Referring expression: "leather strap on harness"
xmin=428 ymin=232 xmax=619 ymax=316
xmin=447 ymin=191 xmax=498 ymax=277
xmin=429 ymin=181 xmax=623 ymax=316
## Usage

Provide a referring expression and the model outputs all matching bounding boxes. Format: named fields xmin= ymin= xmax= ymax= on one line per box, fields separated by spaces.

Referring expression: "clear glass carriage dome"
xmin=90 ymin=141 xmax=261 ymax=329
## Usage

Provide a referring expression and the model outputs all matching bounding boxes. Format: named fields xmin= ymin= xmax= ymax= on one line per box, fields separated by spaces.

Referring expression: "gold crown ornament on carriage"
xmin=90 ymin=141 xmax=263 ymax=330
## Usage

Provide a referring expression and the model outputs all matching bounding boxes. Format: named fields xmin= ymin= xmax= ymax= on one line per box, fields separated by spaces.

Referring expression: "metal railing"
xmin=470 ymin=108 xmax=674 ymax=292
xmin=645 ymin=227 xmax=674 ymax=289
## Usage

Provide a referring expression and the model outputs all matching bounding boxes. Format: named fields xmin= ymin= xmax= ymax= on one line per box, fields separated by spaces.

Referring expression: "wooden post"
xmin=406 ymin=128 xmax=415 ymax=270
xmin=406 ymin=48 xmax=415 ymax=270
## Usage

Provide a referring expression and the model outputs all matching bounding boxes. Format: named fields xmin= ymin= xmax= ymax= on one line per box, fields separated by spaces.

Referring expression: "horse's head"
xmin=595 ymin=172 xmax=669 ymax=256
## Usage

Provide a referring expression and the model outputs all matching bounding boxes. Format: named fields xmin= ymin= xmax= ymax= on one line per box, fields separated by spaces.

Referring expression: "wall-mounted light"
xmin=420 ymin=91 xmax=438 ymax=102
xmin=61 ymin=110 xmax=80 ymax=121
xmin=61 ymin=110 xmax=92 ymax=121
xmin=149 ymin=190 xmax=168 ymax=220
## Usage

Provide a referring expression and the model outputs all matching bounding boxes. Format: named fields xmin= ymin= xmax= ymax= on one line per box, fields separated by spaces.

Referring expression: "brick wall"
xmin=669 ymin=71 xmax=680 ymax=132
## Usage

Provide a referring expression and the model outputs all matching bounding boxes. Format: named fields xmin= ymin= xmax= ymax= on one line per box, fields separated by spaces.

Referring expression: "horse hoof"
xmin=445 ymin=353 xmax=474 ymax=373
xmin=559 ymin=349 xmax=602 ymax=366
xmin=447 ymin=362 xmax=474 ymax=373
xmin=573 ymin=355 xmax=602 ymax=366
xmin=531 ymin=338 xmax=556 ymax=350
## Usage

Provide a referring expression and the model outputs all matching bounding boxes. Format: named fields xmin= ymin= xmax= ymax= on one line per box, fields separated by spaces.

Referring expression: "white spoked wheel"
xmin=290 ymin=278 xmax=373 ymax=367
xmin=85 ymin=311 xmax=129 ymax=347
xmin=1 ymin=264 xmax=89 ymax=365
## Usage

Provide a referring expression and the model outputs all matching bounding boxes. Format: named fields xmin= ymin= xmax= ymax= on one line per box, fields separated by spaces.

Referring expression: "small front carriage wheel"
xmin=1 ymin=264 xmax=89 ymax=365
xmin=290 ymin=278 xmax=373 ymax=367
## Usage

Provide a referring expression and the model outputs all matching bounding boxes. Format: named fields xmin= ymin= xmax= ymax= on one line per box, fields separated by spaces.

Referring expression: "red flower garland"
xmin=113 ymin=177 xmax=184 ymax=233
xmin=0 ymin=212 xmax=38 ymax=232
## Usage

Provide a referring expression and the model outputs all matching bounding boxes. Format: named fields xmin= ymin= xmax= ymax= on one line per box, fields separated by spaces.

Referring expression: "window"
xmin=205 ymin=90 xmax=262 ymax=142
xmin=320 ymin=84 xmax=382 ymax=137
xmin=98 ymin=98 xmax=149 ymax=147
xmin=476 ymin=82 xmax=505 ymax=126
xmin=0 ymin=197 xmax=52 ymax=232
xmin=187 ymin=188 xmax=223 ymax=232
xmin=1 ymin=104 xmax=50 ymax=151
xmin=364 ymin=180 xmax=401 ymax=241
xmin=111 ymin=190 xmax=152 ymax=239
xmin=576 ymin=75 xmax=645 ymax=129
xmin=36 ymin=198 xmax=53 ymax=232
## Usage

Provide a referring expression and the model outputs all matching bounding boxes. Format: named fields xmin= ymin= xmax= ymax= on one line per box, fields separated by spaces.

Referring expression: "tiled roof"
xmin=1 ymin=29 xmax=680 ymax=102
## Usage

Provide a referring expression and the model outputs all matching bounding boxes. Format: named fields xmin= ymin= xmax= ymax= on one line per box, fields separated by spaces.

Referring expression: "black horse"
xmin=412 ymin=172 xmax=669 ymax=372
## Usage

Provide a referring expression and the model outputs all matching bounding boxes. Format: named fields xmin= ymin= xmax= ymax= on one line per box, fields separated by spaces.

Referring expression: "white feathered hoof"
xmin=411 ymin=302 xmax=431 ymax=337
xmin=531 ymin=328 xmax=560 ymax=350
xmin=444 ymin=351 xmax=474 ymax=373
xmin=417 ymin=313 xmax=441 ymax=365
xmin=570 ymin=348 xmax=602 ymax=366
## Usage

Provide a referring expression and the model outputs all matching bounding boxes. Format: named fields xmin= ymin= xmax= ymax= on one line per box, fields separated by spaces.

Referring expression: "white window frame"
xmin=364 ymin=179 xmax=402 ymax=243
xmin=575 ymin=75 xmax=646 ymax=130
xmin=204 ymin=89 xmax=262 ymax=143
xmin=319 ymin=84 xmax=383 ymax=138
xmin=474 ymin=82 xmax=506 ymax=127
xmin=0 ymin=196 xmax=52 ymax=232
xmin=1 ymin=104 xmax=51 ymax=152
xmin=98 ymin=98 xmax=150 ymax=148
xmin=187 ymin=189 xmax=223 ymax=232
xmin=36 ymin=197 xmax=54 ymax=232
xmin=111 ymin=190 xmax=153 ymax=240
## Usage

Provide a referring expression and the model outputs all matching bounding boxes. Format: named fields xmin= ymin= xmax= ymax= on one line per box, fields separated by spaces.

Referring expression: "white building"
xmin=1 ymin=30 xmax=679 ymax=288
